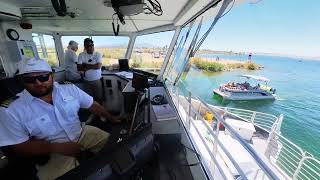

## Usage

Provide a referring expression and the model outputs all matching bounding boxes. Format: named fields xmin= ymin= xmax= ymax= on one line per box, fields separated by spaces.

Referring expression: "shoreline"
xmin=189 ymin=57 xmax=262 ymax=72
xmin=197 ymin=50 xmax=320 ymax=61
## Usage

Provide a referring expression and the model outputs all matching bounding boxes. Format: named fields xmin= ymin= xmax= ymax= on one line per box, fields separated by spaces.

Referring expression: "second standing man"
xmin=78 ymin=38 xmax=103 ymax=103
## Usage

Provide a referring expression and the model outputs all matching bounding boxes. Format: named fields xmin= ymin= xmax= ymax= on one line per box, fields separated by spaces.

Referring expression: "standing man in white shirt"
xmin=0 ymin=58 xmax=121 ymax=180
xmin=77 ymin=38 xmax=103 ymax=103
xmin=64 ymin=40 xmax=82 ymax=82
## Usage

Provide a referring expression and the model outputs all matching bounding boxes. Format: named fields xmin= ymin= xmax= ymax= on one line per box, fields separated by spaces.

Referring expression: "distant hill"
xmin=197 ymin=49 xmax=246 ymax=55
xmin=94 ymin=42 xmax=165 ymax=49
xmin=95 ymin=44 xmax=127 ymax=48
xmin=252 ymin=52 xmax=320 ymax=61
xmin=197 ymin=49 xmax=320 ymax=61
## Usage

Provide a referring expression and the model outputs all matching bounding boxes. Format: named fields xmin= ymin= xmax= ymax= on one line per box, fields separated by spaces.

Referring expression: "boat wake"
xmin=275 ymin=97 xmax=285 ymax=101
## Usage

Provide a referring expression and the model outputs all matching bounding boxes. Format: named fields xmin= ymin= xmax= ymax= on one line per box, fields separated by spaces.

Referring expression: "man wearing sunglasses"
xmin=0 ymin=58 xmax=121 ymax=180
xmin=77 ymin=38 xmax=103 ymax=103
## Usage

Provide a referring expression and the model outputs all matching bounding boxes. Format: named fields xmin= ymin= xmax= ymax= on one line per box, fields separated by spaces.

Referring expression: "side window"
xmin=61 ymin=36 xmax=129 ymax=67
xmin=32 ymin=33 xmax=59 ymax=67
xmin=131 ymin=31 xmax=174 ymax=74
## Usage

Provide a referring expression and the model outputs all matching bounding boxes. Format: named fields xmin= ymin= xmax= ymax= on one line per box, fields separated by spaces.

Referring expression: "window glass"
xmin=163 ymin=23 xmax=199 ymax=82
xmin=32 ymin=33 xmax=59 ymax=67
xmin=131 ymin=31 xmax=174 ymax=74
xmin=165 ymin=0 xmax=320 ymax=178
xmin=61 ymin=36 xmax=129 ymax=67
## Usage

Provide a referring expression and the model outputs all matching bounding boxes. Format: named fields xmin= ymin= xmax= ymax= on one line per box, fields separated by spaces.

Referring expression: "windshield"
xmin=131 ymin=31 xmax=174 ymax=74
xmin=164 ymin=0 xmax=320 ymax=179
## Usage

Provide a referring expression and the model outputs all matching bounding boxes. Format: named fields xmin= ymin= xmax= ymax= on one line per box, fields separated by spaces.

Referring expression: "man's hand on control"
xmin=109 ymin=116 xmax=126 ymax=123
xmin=89 ymin=101 xmax=125 ymax=124
xmin=100 ymin=115 xmax=125 ymax=123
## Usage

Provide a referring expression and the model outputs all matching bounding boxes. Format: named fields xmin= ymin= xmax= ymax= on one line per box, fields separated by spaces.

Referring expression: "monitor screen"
xmin=132 ymin=72 xmax=149 ymax=91
xmin=118 ymin=59 xmax=129 ymax=71
xmin=22 ymin=46 xmax=35 ymax=58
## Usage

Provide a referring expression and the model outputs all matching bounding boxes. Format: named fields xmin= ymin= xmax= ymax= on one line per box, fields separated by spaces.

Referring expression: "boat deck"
xmin=167 ymin=80 xmax=320 ymax=180
xmin=174 ymin=94 xmax=285 ymax=179
xmin=219 ymin=132 xmax=287 ymax=179
xmin=190 ymin=119 xmax=287 ymax=180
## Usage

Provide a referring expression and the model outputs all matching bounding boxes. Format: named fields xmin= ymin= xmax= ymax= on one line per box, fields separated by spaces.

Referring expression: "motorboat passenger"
xmin=243 ymin=81 xmax=250 ymax=89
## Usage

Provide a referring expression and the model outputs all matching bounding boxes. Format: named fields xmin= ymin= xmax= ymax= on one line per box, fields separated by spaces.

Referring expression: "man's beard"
xmin=28 ymin=85 xmax=53 ymax=98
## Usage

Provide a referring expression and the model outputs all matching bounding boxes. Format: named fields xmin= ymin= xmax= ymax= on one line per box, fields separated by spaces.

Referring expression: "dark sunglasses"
xmin=85 ymin=43 xmax=94 ymax=47
xmin=22 ymin=74 xmax=51 ymax=84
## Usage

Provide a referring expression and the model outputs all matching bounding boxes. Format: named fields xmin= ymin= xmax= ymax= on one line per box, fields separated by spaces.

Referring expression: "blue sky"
xmin=199 ymin=0 xmax=320 ymax=58
xmin=61 ymin=36 xmax=130 ymax=48
xmin=59 ymin=31 xmax=174 ymax=49
xmin=40 ymin=0 xmax=320 ymax=58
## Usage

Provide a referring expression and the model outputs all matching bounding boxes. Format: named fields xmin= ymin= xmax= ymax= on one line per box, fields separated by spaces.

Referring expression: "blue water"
xmin=182 ymin=54 xmax=320 ymax=158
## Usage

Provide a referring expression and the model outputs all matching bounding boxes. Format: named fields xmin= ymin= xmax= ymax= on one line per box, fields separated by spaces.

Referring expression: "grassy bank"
xmin=43 ymin=48 xmax=260 ymax=73
xmin=189 ymin=57 xmax=261 ymax=72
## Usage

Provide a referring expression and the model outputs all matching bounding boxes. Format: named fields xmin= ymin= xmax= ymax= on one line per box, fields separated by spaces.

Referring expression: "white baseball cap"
xmin=17 ymin=58 xmax=52 ymax=75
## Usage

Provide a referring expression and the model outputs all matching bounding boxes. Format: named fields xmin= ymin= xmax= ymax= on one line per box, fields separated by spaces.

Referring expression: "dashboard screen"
xmin=23 ymin=46 xmax=35 ymax=58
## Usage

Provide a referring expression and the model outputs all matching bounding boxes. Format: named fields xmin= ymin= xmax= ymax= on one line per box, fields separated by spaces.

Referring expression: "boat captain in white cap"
xmin=0 ymin=58 xmax=122 ymax=180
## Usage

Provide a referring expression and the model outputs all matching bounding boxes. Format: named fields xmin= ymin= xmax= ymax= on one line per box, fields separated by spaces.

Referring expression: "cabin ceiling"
xmin=0 ymin=0 xmax=191 ymax=35
xmin=0 ymin=0 xmax=247 ymax=35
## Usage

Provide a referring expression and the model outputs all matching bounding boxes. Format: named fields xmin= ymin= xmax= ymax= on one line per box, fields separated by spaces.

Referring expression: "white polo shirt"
xmin=78 ymin=51 xmax=102 ymax=81
xmin=0 ymin=82 xmax=93 ymax=147
xmin=65 ymin=49 xmax=81 ymax=81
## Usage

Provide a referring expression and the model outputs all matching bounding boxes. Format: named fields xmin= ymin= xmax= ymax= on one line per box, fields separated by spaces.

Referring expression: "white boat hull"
xmin=213 ymin=89 xmax=276 ymax=101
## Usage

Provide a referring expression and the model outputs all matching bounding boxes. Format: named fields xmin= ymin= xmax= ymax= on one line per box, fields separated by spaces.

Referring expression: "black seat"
xmin=0 ymin=77 xmax=47 ymax=180
xmin=0 ymin=77 xmax=24 ymax=102
xmin=0 ymin=94 xmax=48 ymax=179
xmin=0 ymin=145 xmax=49 ymax=180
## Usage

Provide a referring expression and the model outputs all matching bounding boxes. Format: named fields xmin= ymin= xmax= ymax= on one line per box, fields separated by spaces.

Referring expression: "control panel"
xmin=0 ymin=40 xmax=39 ymax=78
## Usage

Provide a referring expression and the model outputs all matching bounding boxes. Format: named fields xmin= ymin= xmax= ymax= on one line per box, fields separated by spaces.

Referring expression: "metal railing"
xmin=165 ymin=79 xmax=279 ymax=180
xmin=267 ymin=131 xmax=320 ymax=180
xmin=213 ymin=104 xmax=320 ymax=180
xmin=171 ymin=85 xmax=247 ymax=180
xmin=164 ymin=79 xmax=320 ymax=180
xmin=216 ymin=106 xmax=278 ymax=132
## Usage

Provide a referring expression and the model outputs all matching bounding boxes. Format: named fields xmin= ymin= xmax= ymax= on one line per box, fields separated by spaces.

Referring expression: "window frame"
xmin=32 ymin=33 xmax=60 ymax=68
xmin=130 ymin=30 xmax=176 ymax=74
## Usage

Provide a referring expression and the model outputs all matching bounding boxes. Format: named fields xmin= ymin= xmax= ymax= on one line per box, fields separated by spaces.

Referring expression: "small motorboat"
xmin=213 ymin=74 xmax=276 ymax=101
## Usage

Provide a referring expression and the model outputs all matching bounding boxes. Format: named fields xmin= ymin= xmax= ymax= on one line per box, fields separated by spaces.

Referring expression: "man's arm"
xmin=73 ymin=84 xmax=122 ymax=123
xmin=11 ymin=139 xmax=81 ymax=157
xmin=82 ymin=63 xmax=102 ymax=70
xmin=83 ymin=52 xmax=102 ymax=70
xmin=77 ymin=53 xmax=86 ymax=71
xmin=77 ymin=64 xmax=87 ymax=71
xmin=88 ymin=101 xmax=121 ymax=123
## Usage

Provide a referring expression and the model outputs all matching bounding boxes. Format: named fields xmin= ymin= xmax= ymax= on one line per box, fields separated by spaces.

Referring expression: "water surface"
xmin=182 ymin=55 xmax=320 ymax=158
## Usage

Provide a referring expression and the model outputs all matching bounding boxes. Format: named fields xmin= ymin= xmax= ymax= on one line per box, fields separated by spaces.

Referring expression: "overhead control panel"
xmin=0 ymin=2 xmax=21 ymax=20
xmin=106 ymin=0 xmax=163 ymax=35
xmin=0 ymin=40 xmax=39 ymax=78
